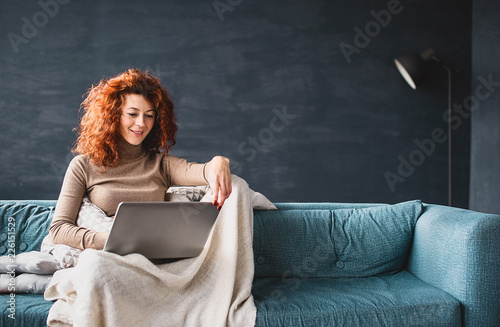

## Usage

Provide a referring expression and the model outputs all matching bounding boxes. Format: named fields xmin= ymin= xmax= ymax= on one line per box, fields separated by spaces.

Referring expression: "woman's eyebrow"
xmin=125 ymin=107 xmax=154 ymax=112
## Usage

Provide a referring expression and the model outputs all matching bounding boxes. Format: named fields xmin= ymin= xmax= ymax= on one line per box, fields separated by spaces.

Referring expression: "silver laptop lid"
xmin=104 ymin=202 xmax=219 ymax=259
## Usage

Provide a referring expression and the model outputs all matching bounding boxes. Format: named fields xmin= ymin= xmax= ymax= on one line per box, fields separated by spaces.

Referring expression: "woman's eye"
xmin=146 ymin=115 xmax=155 ymax=119
xmin=127 ymin=113 xmax=137 ymax=117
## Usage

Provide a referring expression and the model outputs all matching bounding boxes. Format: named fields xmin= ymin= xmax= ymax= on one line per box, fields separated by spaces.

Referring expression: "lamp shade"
xmin=394 ymin=48 xmax=438 ymax=89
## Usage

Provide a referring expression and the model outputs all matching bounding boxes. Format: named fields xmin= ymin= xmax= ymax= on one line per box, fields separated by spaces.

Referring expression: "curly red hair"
xmin=73 ymin=69 xmax=178 ymax=167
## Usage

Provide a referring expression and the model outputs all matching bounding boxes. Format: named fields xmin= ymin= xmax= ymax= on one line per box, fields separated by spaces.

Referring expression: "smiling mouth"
xmin=130 ymin=130 xmax=145 ymax=136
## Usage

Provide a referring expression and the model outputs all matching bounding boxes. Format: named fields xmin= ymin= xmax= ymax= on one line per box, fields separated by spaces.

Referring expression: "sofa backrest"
xmin=1 ymin=200 xmax=423 ymax=280
xmin=253 ymin=200 xmax=423 ymax=279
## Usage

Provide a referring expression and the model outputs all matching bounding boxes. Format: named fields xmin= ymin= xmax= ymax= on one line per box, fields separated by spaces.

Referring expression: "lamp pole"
xmin=443 ymin=64 xmax=452 ymax=207
xmin=394 ymin=48 xmax=453 ymax=206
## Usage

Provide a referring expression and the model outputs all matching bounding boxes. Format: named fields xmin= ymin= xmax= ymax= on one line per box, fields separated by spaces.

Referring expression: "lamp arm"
xmin=430 ymin=56 xmax=442 ymax=65
xmin=432 ymin=61 xmax=452 ymax=206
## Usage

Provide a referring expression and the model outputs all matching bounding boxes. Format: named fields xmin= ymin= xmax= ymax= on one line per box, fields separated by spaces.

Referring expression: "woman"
xmin=49 ymin=68 xmax=232 ymax=250
xmin=45 ymin=69 xmax=256 ymax=327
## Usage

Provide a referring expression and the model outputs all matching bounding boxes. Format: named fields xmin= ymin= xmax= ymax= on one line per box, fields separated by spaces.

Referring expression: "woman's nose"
xmin=135 ymin=115 xmax=145 ymax=126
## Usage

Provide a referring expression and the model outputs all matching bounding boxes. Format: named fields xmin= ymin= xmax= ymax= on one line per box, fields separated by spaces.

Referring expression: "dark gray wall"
xmin=470 ymin=0 xmax=500 ymax=214
xmin=0 ymin=0 xmax=471 ymax=206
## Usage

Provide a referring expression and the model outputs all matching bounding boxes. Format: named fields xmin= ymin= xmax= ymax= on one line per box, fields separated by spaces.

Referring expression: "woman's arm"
xmin=49 ymin=156 xmax=107 ymax=250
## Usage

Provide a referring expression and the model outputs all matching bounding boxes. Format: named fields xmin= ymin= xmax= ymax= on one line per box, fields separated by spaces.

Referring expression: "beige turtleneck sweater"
xmin=49 ymin=137 xmax=208 ymax=250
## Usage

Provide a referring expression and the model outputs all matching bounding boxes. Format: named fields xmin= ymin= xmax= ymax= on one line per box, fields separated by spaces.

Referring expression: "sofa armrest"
xmin=408 ymin=204 xmax=500 ymax=327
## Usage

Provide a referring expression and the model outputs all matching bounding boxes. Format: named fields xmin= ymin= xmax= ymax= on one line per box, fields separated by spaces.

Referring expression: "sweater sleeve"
xmin=164 ymin=155 xmax=209 ymax=187
xmin=49 ymin=156 xmax=107 ymax=250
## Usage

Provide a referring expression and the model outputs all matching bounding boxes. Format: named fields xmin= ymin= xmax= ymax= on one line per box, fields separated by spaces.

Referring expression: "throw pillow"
xmin=0 ymin=273 xmax=53 ymax=294
xmin=76 ymin=197 xmax=113 ymax=232
xmin=0 ymin=274 xmax=10 ymax=293
xmin=0 ymin=251 xmax=59 ymax=274
xmin=41 ymin=197 xmax=113 ymax=268
xmin=200 ymin=187 xmax=277 ymax=210
xmin=165 ymin=193 xmax=192 ymax=202
xmin=166 ymin=186 xmax=209 ymax=202
xmin=251 ymin=190 xmax=278 ymax=210
xmin=40 ymin=237 xmax=82 ymax=269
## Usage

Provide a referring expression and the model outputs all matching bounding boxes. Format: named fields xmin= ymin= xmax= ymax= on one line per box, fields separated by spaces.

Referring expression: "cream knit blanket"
xmin=44 ymin=175 xmax=257 ymax=327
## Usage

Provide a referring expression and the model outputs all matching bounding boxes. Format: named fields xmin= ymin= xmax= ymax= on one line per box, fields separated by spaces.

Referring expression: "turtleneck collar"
xmin=117 ymin=135 xmax=146 ymax=160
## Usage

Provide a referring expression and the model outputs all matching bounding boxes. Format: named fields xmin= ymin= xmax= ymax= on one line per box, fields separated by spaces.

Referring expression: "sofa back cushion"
xmin=0 ymin=201 xmax=56 ymax=256
xmin=253 ymin=200 xmax=423 ymax=278
xmin=1 ymin=199 xmax=423 ymax=279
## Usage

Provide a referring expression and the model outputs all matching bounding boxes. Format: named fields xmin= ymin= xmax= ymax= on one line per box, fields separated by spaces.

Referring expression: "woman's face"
xmin=119 ymin=93 xmax=156 ymax=145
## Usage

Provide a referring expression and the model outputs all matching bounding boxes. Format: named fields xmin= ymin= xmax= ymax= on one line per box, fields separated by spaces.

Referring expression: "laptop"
xmin=103 ymin=202 xmax=219 ymax=259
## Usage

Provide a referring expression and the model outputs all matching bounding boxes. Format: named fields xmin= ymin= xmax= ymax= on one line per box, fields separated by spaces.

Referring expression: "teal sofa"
xmin=1 ymin=199 xmax=500 ymax=326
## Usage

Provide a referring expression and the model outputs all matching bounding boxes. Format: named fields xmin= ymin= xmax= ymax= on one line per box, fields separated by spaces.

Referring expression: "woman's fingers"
xmin=214 ymin=173 xmax=232 ymax=210
xmin=207 ymin=156 xmax=232 ymax=210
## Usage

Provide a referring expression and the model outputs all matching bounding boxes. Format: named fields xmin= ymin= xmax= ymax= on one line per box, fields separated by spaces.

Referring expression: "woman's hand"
xmin=205 ymin=156 xmax=232 ymax=210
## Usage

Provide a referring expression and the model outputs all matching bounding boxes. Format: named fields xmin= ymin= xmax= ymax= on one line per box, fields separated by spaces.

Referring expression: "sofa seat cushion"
xmin=0 ymin=294 xmax=52 ymax=327
xmin=252 ymin=270 xmax=460 ymax=327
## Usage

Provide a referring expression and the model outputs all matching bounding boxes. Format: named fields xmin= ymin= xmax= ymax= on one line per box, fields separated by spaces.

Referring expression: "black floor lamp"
xmin=394 ymin=48 xmax=452 ymax=207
